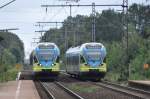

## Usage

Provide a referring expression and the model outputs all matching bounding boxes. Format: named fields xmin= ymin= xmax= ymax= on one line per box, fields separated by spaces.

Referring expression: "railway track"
xmin=128 ymin=80 xmax=150 ymax=91
xmin=93 ymin=80 xmax=150 ymax=99
xmin=59 ymin=72 xmax=150 ymax=99
xmin=34 ymin=72 xmax=150 ymax=99
xmin=36 ymin=81 xmax=84 ymax=99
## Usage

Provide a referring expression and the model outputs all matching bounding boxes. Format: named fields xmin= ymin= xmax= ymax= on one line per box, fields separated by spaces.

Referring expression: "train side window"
xmin=34 ymin=56 xmax=38 ymax=63
xmin=80 ymin=56 xmax=85 ymax=63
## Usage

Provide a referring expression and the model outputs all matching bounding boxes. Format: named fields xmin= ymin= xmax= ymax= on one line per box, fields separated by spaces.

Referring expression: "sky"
xmin=0 ymin=0 xmax=149 ymax=59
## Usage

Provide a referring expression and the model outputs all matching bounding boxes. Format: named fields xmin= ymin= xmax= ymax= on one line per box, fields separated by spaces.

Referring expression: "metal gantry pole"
xmin=122 ymin=0 xmax=129 ymax=79
xmin=69 ymin=5 xmax=72 ymax=17
xmin=65 ymin=24 xmax=68 ymax=50
xmin=123 ymin=0 xmax=129 ymax=51
xmin=92 ymin=3 xmax=96 ymax=42
xmin=126 ymin=0 xmax=129 ymax=79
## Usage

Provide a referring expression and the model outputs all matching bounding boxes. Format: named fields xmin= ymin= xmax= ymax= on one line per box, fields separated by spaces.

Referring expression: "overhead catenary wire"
xmin=41 ymin=3 xmax=126 ymax=43
xmin=0 ymin=0 xmax=16 ymax=9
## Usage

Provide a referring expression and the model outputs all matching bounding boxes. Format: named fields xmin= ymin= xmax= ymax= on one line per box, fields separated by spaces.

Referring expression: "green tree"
xmin=0 ymin=32 xmax=24 ymax=82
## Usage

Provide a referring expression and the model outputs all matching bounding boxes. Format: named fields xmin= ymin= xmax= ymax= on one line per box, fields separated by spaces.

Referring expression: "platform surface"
xmin=0 ymin=80 xmax=40 ymax=99
xmin=129 ymin=80 xmax=150 ymax=86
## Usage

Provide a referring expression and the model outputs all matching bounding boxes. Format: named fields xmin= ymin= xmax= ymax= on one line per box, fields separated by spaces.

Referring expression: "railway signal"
xmin=144 ymin=64 xmax=149 ymax=70
xmin=15 ymin=64 xmax=22 ymax=70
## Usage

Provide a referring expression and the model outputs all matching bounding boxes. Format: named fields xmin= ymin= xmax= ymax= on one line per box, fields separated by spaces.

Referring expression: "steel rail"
xmin=101 ymin=80 xmax=150 ymax=97
xmin=40 ymin=81 xmax=55 ymax=99
xmin=59 ymin=72 xmax=150 ymax=98
xmin=55 ymin=82 xmax=84 ymax=99
xmin=60 ymin=72 xmax=150 ymax=97
xmin=40 ymin=81 xmax=84 ymax=99
xmin=92 ymin=81 xmax=150 ymax=99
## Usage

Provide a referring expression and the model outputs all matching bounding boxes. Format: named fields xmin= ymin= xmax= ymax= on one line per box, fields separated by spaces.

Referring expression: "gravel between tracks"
xmin=44 ymin=82 xmax=77 ymax=99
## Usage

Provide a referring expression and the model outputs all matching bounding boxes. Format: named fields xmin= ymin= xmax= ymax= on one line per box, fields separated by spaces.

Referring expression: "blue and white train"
xmin=65 ymin=42 xmax=107 ymax=80
xmin=30 ymin=42 xmax=60 ymax=79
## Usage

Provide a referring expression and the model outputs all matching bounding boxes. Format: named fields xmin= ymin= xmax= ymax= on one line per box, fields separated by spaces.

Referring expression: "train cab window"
xmin=103 ymin=57 xmax=106 ymax=63
xmin=80 ymin=56 xmax=85 ymax=63
xmin=34 ymin=56 xmax=38 ymax=63
xmin=56 ymin=56 xmax=60 ymax=63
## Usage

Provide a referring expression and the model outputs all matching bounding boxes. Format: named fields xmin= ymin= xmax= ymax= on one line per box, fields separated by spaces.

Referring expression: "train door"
xmin=74 ymin=54 xmax=80 ymax=73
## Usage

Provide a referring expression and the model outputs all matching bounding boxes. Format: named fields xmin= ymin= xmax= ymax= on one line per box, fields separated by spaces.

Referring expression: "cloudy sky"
xmin=0 ymin=0 xmax=149 ymax=59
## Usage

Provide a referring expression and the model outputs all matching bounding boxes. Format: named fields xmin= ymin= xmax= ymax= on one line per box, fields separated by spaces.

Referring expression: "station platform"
xmin=128 ymin=80 xmax=150 ymax=91
xmin=0 ymin=80 xmax=40 ymax=99
xmin=19 ymin=70 xmax=33 ymax=80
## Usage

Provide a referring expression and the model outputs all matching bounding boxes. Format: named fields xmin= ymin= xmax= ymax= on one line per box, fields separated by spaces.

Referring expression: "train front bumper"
xmin=80 ymin=63 xmax=107 ymax=72
xmin=33 ymin=63 xmax=60 ymax=72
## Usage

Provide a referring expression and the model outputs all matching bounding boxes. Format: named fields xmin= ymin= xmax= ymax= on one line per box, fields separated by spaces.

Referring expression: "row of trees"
xmin=41 ymin=3 xmax=150 ymax=81
xmin=0 ymin=32 xmax=24 ymax=82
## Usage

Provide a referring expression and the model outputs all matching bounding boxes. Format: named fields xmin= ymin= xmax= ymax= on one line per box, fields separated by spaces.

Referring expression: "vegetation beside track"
xmin=69 ymin=83 xmax=99 ymax=93
xmin=41 ymin=3 xmax=150 ymax=81
xmin=0 ymin=32 xmax=24 ymax=82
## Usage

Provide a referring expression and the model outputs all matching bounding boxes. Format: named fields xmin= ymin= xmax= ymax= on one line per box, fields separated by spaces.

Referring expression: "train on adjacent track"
xmin=65 ymin=42 xmax=107 ymax=80
xmin=30 ymin=42 xmax=60 ymax=79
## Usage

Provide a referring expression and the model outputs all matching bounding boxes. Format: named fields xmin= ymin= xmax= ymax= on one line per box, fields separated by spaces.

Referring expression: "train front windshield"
xmin=84 ymin=52 xmax=101 ymax=61
xmin=83 ymin=44 xmax=104 ymax=66
xmin=37 ymin=50 xmax=55 ymax=61
xmin=85 ymin=44 xmax=102 ymax=61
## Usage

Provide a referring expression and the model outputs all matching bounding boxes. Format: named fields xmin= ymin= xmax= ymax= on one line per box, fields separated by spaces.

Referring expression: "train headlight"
xmin=38 ymin=63 xmax=42 ymax=66
xmin=51 ymin=63 xmax=56 ymax=66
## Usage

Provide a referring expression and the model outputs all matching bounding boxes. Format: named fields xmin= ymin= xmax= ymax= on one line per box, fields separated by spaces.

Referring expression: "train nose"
xmin=88 ymin=61 xmax=101 ymax=67
xmin=40 ymin=61 xmax=53 ymax=67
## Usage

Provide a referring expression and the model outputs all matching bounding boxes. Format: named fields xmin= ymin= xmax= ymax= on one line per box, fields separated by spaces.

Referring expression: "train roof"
xmin=33 ymin=42 xmax=59 ymax=49
xmin=30 ymin=42 xmax=60 ymax=55
xmin=66 ymin=42 xmax=105 ymax=55
xmin=36 ymin=42 xmax=57 ymax=46
xmin=81 ymin=42 xmax=104 ymax=47
xmin=66 ymin=46 xmax=81 ymax=54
